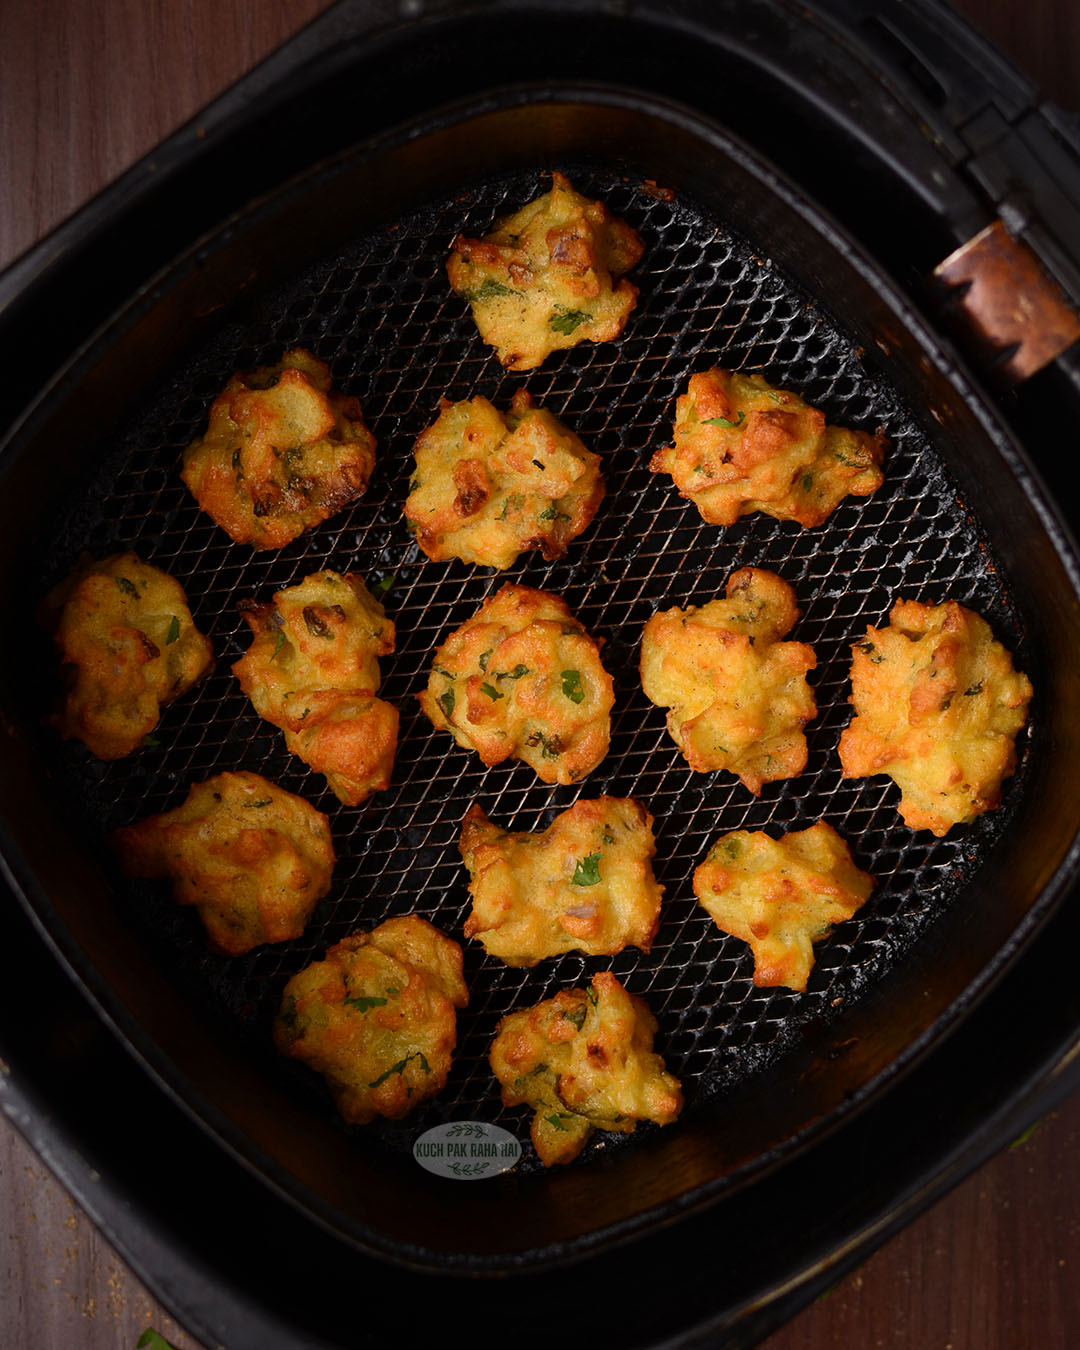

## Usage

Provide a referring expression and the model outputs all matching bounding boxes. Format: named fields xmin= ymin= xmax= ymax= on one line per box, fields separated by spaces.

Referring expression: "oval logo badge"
xmin=413 ymin=1121 xmax=521 ymax=1180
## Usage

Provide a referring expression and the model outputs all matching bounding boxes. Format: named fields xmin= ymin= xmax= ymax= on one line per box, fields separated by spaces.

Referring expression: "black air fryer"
xmin=2 ymin=3 xmax=1079 ymax=1346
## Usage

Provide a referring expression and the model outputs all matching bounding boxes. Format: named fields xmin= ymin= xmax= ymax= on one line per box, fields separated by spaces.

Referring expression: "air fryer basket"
xmin=2 ymin=88 xmax=1080 ymax=1275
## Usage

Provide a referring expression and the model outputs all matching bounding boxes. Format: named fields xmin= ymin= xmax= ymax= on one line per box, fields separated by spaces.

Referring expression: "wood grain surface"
xmin=1 ymin=3 xmax=1078 ymax=1348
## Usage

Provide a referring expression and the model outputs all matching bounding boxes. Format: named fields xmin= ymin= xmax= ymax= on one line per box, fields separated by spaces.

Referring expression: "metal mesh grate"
xmin=41 ymin=166 xmax=1031 ymax=1169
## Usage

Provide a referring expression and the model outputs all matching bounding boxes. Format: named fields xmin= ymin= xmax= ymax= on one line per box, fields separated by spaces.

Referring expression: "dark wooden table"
xmin=2 ymin=3 xmax=1078 ymax=1347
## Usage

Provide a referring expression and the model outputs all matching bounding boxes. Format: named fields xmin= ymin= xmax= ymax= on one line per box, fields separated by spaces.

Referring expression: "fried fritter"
xmin=650 ymin=368 xmax=886 ymax=528
xmin=273 ymin=915 xmax=468 ymax=1126
xmin=489 ymin=971 xmax=682 ymax=1167
xmin=460 ymin=797 xmax=662 ymax=966
xmin=838 ymin=598 xmax=1033 ymax=836
xmin=418 ymin=583 xmax=613 ymax=785
xmin=404 ymin=388 xmax=604 ymax=569
xmin=233 ymin=570 xmax=398 ymax=806
xmin=111 ymin=770 xmax=334 ymax=955
xmin=181 ymin=348 xmax=376 ymax=549
xmin=447 ymin=171 xmax=644 ymax=371
xmin=41 ymin=552 xmax=213 ymax=760
xmin=639 ymin=567 xmax=817 ymax=793
xmin=693 ymin=823 xmax=874 ymax=991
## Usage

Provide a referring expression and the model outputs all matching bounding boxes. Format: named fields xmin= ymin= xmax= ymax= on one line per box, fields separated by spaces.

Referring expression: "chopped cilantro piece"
xmin=437 ymin=688 xmax=455 ymax=719
xmin=561 ymin=669 xmax=584 ymax=703
xmin=586 ymin=984 xmax=598 ymax=1007
xmin=165 ymin=615 xmax=180 ymax=644
xmin=703 ymin=411 xmax=745 ymax=429
xmin=545 ymin=1113 xmax=574 ymax=1131
xmin=572 ymin=852 xmax=602 ymax=886
xmin=563 ymin=1004 xmax=587 ymax=1031
xmin=801 ymin=473 xmax=814 ymax=491
xmin=368 ymin=1050 xmax=430 ymax=1088
xmin=470 ymin=278 xmax=515 ymax=301
xmin=344 ymin=994 xmax=388 ymax=1013
xmin=478 ymin=649 xmax=493 ymax=671
xmin=481 ymin=682 xmax=504 ymax=701
xmin=271 ymin=630 xmax=287 ymax=660
xmin=538 ymin=504 xmax=571 ymax=522
xmin=496 ymin=493 xmax=524 ymax=521
xmin=549 ymin=307 xmax=592 ymax=335
xmin=500 ymin=664 xmax=529 ymax=680
xmin=244 ymin=798 xmax=272 ymax=809
xmin=115 ymin=576 xmax=139 ymax=599
xmin=137 ymin=1331 xmax=181 ymax=1350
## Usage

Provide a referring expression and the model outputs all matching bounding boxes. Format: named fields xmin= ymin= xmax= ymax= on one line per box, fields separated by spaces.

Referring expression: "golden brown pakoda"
xmin=650 ymin=367 xmax=886 ymax=528
xmin=181 ymin=348 xmax=376 ymax=549
xmin=459 ymin=797 xmax=662 ymax=966
xmin=447 ymin=171 xmax=644 ymax=371
xmin=418 ymin=583 xmax=614 ymax=785
xmin=273 ymin=915 xmax=468 ymax=1125
xmin=693 ymin=822 xmax=874 ymax=991
xmin=404 ymin=389 xmax=604 ymax=569
xmin=111 ymin=770 xmax=335 ymax=955
xmin=639 ymin=567 xmax=817 ymax=793
xmin=489 ymin=971 xmax=682 ymax=1167
xmin=233 ymin=570 xmax=398 ymax=806
xmin=838 ymin=598 xmax=1033 ymax=836
xmin=40 ymin=551 xmax=213 ymax=760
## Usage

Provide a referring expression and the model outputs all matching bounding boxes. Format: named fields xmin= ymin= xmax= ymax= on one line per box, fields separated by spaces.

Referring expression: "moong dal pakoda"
xmin=489 ymin=971 xmax=683 ymax=1167
xmin=274 ymin=915 xmax=468 ymax=1126
xmin=838 ymin=598 xmax=1033 ymax=837
xmin=41 ymin=551 xmax=213 ymax=760
xmin=111 ymin=770 xmax=335 ymax=956
xmin=447 ymin=171 xmax=644 ymax=371
xmin=233 ymin=570 xmax=398 ymax=806
xmin=419 ymin=583 xmax=614 ymax=785
xmin=404 ymin=389 xmax=603 ymax=569
xmin=650 ymin=367 xmax=885 ymax=528
xmin=693 ymin=822 xmax=874 ymax=991
xmin=181 ymin=348 xmax=376 ymax=549
xmin=640 ymin=567 xmax=816 ymax=793
xmin=459 ymin=797 xmax=663 ymax=966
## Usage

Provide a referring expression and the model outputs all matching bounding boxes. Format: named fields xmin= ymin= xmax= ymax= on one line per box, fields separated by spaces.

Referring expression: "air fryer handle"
xmin=814 ymin=0 xmax=1080 ymax=380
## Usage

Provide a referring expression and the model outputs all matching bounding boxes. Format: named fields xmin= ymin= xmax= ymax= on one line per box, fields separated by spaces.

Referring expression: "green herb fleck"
xmin=1010 ymin=1120 xmax=1041 ymax=1150
xmin=538 ymin=505 xmax=571 ymax=522
xmin=801 ymin=473 xmax=814 ymax=491
xmin=586 ymin=984 xmax=598 ymax=1007
xmin=166 ymin=615 xmax=180 ymax=644
xmin=137 ymin=1332 xmax=181 ymax=1350
xmin=563 ymin=1005 xmax=587 ymax=1031
xmin=561 ymin=669 xmax=584 ymax=703
xmin=115 ymin=576 xmax=139 ymax=599
xmin=369 ymin=1050 xmax=430 ymax=1088
xmin=496 ymin=493 xmax=524 ymax=521
xmin=834 ymin=448 xmax=872 ymax=468
xmin=278 ymin=996 xmax=299 ymax=1035
xmin=525 ymin=730 xmax=562 ymax=758
xmin=470 ymin=278 xmax=515 ymax=301
xmin=501 ymin=664 xmax=529 ymax=680
xmin=723 ymin=838 xmax=742 ymax=860
xmin=142 ymin=733 xmax=161 ymax=749
xmin=432 ymin=663 xmax=455 ymax=678
xmin=601 ymin=828 xmax=615 ymax=845
xmin=478 ymin=649 xmax=493 ymax=671
xmin=545 ymin=1112 xmax=575 ymax=1131
xmin=344 ymin=994 xmax=388 ymax=1013
xmin=272 ymin=630 xmax=287 ymax=660
xmin=244 ymin=798 xmax=272 ymax=809
xmin=481 ymin=682 xmax=504 ymax=701
xmin=549 ymin=307 xmax=592 ymax=335
xmin=408 ymin=475 xmax=421 ymax=493
xmin=857 ymin=640 xmax=885 ymax=664
xmin=373 ymin=572 xmax=396 ymax=597
xmin=572 ymin=852 xmax=602 ymax=886
xmin=437 ymin=688 xmax=455 ymax=720
xmin=703 ymin=411 xmax=745 ymax=429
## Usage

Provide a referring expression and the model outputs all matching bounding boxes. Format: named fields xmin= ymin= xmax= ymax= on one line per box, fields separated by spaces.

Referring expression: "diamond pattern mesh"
xmin=41 ymin=167 xmax=1030 ymax=1169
